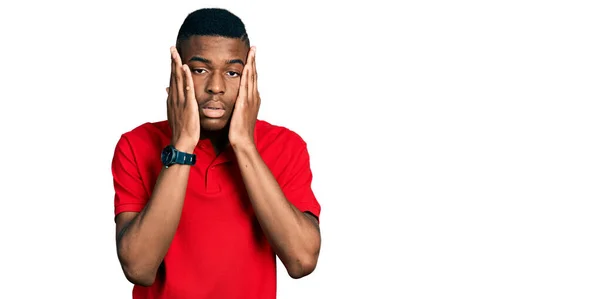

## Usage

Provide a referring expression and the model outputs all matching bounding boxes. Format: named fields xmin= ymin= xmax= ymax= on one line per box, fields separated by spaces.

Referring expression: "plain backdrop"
xmin=1 ymin=0 xmax=599 ymax=298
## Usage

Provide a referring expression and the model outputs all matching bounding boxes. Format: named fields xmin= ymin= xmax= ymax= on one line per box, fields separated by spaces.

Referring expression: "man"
xmin=111 ymin=8 xmax=322 ymax=299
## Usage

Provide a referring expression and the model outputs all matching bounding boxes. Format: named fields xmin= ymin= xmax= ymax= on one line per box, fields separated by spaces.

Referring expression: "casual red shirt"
xmin=111 ymin=119 xmax=321 ymax=299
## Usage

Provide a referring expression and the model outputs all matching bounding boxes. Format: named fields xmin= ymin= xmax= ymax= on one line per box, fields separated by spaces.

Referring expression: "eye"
xmin=191 ymin=68 xmax=207 ymax=74
xmin=226 ymin=71 xmax=240 ymax=78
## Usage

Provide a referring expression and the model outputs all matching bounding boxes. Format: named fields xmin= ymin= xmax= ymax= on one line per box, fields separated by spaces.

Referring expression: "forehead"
xmin=179 ymin=35 xmax=249 ymax=63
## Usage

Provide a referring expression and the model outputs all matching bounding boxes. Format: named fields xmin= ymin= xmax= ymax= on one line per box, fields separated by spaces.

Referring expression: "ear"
xmin=166 ymin=87 xmax=169 ymax=94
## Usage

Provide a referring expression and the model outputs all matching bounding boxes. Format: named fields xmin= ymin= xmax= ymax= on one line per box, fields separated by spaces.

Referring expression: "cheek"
xmin=228 ymin=78 xmax=241 ymax=92
xmin=192 ymin=80 xmax=204 ymax=94
xmin=223 ymin=83 xmax=240 ymax=109
xmin=227 ymin=80 xmax=241 ymax=95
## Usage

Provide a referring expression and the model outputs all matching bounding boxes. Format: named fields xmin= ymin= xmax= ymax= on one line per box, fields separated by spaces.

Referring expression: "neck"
xmin=200 ymin=127 xmax=229 ymax=153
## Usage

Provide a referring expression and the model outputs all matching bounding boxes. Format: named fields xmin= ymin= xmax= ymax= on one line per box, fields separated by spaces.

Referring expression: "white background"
xmin=1 ymin=0 xmax=599 ymax=298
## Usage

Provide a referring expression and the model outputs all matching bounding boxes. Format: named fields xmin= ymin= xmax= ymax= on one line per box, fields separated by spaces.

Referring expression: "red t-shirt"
xmin=111 ymin=119 xmax=321 ymax=299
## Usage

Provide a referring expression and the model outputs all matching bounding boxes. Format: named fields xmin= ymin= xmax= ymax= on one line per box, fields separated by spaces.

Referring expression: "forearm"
xmin=233 ymin=145 xmax=321 ymax=277
xmin=117 ymin=163 xmax=191 ymax=283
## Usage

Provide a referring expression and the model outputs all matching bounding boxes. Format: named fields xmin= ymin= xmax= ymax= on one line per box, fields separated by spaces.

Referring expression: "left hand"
xmin=229 ymin=46 xmax=260 ymax=149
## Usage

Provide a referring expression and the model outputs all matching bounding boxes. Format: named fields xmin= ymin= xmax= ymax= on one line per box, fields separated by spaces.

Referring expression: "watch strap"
xmin=174 ymin=149 xmax=196 ymax=165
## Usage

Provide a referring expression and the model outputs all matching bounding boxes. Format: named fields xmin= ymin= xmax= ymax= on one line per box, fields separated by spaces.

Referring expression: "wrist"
xmin=231 ymin=141 xmax=257 ymax=155
xmin=173 ymin=142 xmax=196 ymax=154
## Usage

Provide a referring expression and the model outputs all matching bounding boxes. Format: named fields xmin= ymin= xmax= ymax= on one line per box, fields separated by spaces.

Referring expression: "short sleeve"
xmin=280 ymin=139 xmax=322 ymax=222
xmin=112 ymin=134 xmax=149 ymax=218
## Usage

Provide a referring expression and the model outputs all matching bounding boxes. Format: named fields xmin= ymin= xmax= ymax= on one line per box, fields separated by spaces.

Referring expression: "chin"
xmin=200 ymin=118 xmax=229 ymax=132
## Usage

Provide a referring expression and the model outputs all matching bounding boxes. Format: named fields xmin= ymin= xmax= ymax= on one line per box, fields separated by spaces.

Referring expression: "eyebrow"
xmin=188 ymin=56 xmax=245 ymax=66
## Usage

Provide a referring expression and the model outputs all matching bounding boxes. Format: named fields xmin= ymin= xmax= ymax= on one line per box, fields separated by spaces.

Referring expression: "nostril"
xmin=207 ymin=88 xmax=225 ymax=95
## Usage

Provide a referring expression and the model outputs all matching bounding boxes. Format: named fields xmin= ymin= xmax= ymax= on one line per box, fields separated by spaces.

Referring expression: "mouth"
xmin=201 ymin=104 xmax=226 ymax=118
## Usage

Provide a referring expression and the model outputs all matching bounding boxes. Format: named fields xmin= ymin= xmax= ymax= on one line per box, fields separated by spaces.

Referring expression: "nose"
xmin=205 ymin=73 xmax=225 ymax=94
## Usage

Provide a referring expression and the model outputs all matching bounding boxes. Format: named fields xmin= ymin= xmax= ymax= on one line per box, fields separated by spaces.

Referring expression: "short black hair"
xmin=176 ymin=8 xmax=250 ymax=51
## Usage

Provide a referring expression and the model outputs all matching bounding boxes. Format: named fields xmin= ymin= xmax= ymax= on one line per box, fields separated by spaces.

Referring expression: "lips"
xmin=202 ymin=103 xmax=224 ymax=109
xmin=202 ymin=99 xmax=225 ymax=109
xmin=201 ymin=101 xmax=226 ymax=118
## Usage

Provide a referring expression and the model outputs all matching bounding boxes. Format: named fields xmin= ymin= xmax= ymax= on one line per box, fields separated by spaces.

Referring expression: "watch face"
xmin=161 ymin=146 xmax=174 ymax=165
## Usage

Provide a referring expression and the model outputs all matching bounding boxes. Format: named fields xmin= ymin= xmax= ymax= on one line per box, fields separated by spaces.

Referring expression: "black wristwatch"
xmin=161 ymin=145 xmax=196 ymax=168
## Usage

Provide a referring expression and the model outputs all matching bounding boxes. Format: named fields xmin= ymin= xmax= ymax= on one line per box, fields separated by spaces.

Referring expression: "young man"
xmin=111 ymin=8 xmax=322 ymax=299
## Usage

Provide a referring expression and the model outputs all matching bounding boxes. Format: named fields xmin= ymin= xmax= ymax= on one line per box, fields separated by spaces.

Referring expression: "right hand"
xmin=167 ymin=46 xmax=200 ymax=152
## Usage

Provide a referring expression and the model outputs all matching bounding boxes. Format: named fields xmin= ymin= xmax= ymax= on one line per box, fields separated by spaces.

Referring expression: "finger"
xmin=170 ymin=47 xmax=176 ymax=102
xmin=170 ymin=51 xmax=176 ymax=100
xmin=166 ymin=97 xmax=172 ymax=128
xmin=252 ymin=47 xmax=257 ymax=99
xmin=247 ymin=47 xmax=255 ymax=104
xmin=182 ymin=64 xmax=196 ymax=108
xmin=170 ymin=70 xmax=176 ymax=102
xmin=238 ymin=60 xmax=249 ymax=104
xmin=173 ymin=48 xmax=185 ymax=107
xmin=168 ymin=48 xmax=176 ymax=125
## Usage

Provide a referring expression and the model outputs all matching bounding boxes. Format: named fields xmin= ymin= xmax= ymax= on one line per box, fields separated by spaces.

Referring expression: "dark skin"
xmin=115 ymin=36 xmax=321 ymax=286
